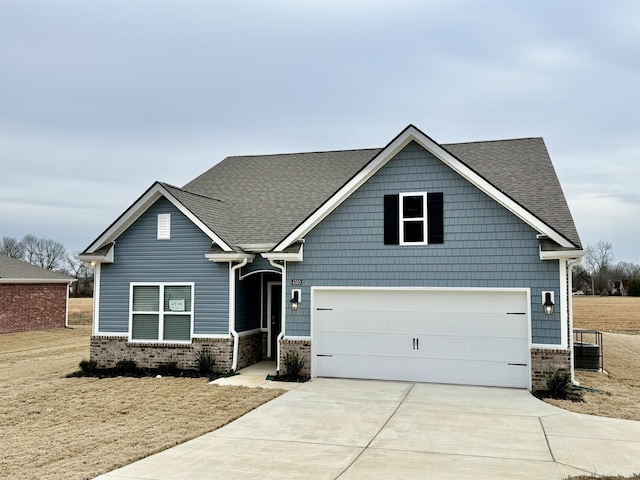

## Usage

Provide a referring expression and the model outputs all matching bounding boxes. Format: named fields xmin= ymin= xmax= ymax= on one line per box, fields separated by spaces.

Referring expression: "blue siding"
xmin=98 ymin=197 xmax=229 ymax=335
xmin=287 ymin=141 xmax=561 ymax=344
xmin=240 ymin=256 xmax=281 ymax=277
xmin=235 ymin=274 xmax=261 ymax=332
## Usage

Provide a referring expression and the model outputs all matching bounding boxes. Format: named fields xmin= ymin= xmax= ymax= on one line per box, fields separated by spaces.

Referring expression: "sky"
xmin=1 ymin=0 xmax=639 ymax=264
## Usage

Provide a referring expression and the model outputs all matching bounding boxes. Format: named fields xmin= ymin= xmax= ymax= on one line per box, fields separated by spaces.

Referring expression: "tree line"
xmin=573 ymin=241 xmax=640 ymax=296
xmin=0 ymin=235 xmax=93 ymax=297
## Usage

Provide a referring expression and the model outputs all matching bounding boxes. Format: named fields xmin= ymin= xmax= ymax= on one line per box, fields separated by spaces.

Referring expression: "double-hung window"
xmin=400 ymin=192 xmax=428 ymax=244
xmin=130 ymin=283 xmax=194 ymax=342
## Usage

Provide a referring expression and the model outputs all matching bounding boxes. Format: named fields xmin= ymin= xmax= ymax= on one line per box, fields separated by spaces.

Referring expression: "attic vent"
xmin=157 ymin=214 xmax=171 ymax=240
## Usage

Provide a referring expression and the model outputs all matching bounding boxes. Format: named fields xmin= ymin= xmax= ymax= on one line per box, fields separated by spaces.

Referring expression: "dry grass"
xmin=67 ymin=297 xmax=94 ymax=325
xmin=0 ymin=306 xmax=284 ymax=480
xmin=545 ymin=296 xmax=640 ymax=421
xmin=573 ymin=296 xmax=640 ymax=334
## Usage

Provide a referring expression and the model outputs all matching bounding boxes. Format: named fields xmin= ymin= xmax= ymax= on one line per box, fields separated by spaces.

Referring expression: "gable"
xmin=274 ymin=125 xmax=581 ymax=252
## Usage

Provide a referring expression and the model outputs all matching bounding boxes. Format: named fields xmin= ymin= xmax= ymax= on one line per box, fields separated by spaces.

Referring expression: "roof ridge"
xmin=443 ymin=137 xmax=542 ymax=146
xmin=162 ymin=182 xmax=225 ymax=203
xmin=224 ymin=147 xmax=383 ymax=159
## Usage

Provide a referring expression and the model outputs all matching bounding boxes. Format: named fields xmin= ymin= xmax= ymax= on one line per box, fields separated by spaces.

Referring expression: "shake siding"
xmin=287 ymin=141 xmax=560 ymax=344
xmin=98 ymin=197 xmax=229 ymax=335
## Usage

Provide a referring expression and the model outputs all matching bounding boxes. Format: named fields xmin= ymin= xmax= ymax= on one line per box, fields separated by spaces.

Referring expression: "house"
xmin=79 ymin=125 xmax=583 ymax=390
xmin=0 ymin=253 xmax=75 ymax=333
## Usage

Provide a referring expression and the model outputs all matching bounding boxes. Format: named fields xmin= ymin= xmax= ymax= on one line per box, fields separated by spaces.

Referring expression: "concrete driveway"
xmin=96 ymin=378 xmax=640 ymax=479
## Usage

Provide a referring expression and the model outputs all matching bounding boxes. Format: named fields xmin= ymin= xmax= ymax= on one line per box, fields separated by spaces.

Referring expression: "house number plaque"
xmin=291 ymin=279 xmax=302 ymax=286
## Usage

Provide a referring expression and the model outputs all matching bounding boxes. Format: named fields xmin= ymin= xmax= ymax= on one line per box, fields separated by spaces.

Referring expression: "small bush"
xmin=79 ymin=359 xmax=98 ymax=374
xmin=283 ymin=351 xmax=305 ymax=378
xmin=158 ymin=360 xmax=179 ymax=377
xmin=195 ymin=348 xmax=216 ymax=375
xmin=115 ymin=359 xmax=138 ymax=375
xmin=545 ymin=369 xmax=582 ymax=400
xmin=628 ymin=278 xmax=640 ymax=297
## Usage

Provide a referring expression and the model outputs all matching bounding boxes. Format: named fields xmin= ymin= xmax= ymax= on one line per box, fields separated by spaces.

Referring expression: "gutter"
xmin=229 ymin=258 xmax=249 ymax=372
xmin=567 ymin=257 xmax=582 ymax=386
xmin=267 ymin=259 xmax=286 ymax=374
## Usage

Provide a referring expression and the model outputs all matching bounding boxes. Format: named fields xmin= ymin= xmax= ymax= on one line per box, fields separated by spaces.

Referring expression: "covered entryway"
xmin=312 ymin=288 xmax=530 ymax=388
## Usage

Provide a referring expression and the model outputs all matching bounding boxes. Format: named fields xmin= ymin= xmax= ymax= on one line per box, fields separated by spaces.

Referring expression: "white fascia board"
xmin=85 ymin=183 xmax=234 ymax=254
xmin=205 ymin=253 xmax=254 ymax=263
xmin=539 ymin=249 xmax=585 ymax=260
xmin=0 ymin=278 xmax=74 ymax=284
xmin=262 ymin=244 xmax=303 ymax=262
xmin=76 ymin=244 xmax=115 ymax=264
xmin=275 ymin=124 xmax=574 ymax=251
xmin=237 ymin=243 xmax=277 ymax=253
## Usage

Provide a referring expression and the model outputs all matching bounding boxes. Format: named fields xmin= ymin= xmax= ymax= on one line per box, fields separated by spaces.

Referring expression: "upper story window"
xmin=384 ymin=192 xmax=444 ymax=245
xmin=157 ymin=213 xmax=171 ymax=240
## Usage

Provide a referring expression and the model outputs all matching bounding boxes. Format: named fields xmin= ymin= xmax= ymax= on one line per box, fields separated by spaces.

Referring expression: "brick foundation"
xmin=531 ymin=348 xmax=571 ymax=391
xmin=90 ymin=336 xmax=234 ymax=373
xmin=279 ymin=338 xmax=311 ymax=377
xmin=0 ymin=283 xmax=68 ymax=334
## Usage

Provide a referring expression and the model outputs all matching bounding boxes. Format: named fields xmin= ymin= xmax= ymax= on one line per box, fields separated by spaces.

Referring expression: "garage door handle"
xmin=412 ymin=338 xmax=415 ymax=350
xmin=412 ymin=338 xmax=419 ymax=350
xmin=508 ymin=363 xmax=527 ymax=366
xmin=317 ymin=354 xmax=333 ymax=357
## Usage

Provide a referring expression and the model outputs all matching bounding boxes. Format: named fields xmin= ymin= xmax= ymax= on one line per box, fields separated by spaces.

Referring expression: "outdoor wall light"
xmin=542 ymin=291 xmax=555 ymax=315
xmin=290 ymin=289 xmax=301 ymax=311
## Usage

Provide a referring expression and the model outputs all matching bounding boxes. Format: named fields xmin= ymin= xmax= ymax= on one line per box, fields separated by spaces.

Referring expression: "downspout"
xmin=65 ymin=282 xmax=70 ymax=328
xmin=567 ymin=257 xmax=581 ymax=385
xmin=229 ymin=258 xmax=249 ymax=372
xmin=268 ymin=259 xmax=286 ymax=374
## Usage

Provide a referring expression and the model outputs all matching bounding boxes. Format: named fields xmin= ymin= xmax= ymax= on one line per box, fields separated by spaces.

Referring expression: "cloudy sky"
xmin=1 ymin=0 xmax=639 ymax=264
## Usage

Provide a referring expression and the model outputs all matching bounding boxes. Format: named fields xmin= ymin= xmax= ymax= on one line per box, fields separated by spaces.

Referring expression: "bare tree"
xmin=0 ymin=236 xmax=25 ymax=259
xmin=21 ymin=234 xmax=40 ymax=264
xmin=66 ymin=254 xmax=94 ymax=297
xmin=583 ymin=241 xmax=615 ymax=295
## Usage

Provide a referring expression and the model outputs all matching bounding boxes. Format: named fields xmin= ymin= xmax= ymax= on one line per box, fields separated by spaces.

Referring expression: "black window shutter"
xmin=427 ymin=192 xmax=444 ymax=244
xmin=384 ymin=194 xmax=399 ymax=245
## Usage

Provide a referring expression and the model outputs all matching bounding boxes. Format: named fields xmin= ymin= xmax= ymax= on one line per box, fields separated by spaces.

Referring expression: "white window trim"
xmin=128 ymin=282 xmax=195 ymax=343
xmin=399 ymin=192 xmax=428 ymax=245
xmin=157 ymin=213 xmax=171 ymax=240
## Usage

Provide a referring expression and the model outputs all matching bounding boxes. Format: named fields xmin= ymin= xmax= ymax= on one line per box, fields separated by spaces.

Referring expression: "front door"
xmin=268 ymin=283 xmax=282 ymax=359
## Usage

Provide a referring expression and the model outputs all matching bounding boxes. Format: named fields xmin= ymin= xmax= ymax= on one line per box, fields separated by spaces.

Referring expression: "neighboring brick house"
xmin=79 ymin=125 xmax=584 ymax=391
xmin=0 ymin=253 xmax=75 ymax=334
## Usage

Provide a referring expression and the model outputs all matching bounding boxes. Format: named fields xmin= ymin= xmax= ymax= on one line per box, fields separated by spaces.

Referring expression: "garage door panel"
xmin=313 ymin=289 xmax=530 ymax=388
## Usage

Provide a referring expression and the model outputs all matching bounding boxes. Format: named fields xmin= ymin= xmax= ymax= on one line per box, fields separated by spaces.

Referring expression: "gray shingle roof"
xmin=0 ymin=254 xmax=74 ymax=282
xmin=178 ymin=139 xmax=581 ymax=249
xmin=443 ymin=138 xmax=581 ymax=248
xmin=183 ymin=149 xmax=382 ymax=246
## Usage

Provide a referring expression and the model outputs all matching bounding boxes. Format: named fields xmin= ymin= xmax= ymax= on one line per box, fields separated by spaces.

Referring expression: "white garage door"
xmin=313 ymin=288 xmax=530 ymax=388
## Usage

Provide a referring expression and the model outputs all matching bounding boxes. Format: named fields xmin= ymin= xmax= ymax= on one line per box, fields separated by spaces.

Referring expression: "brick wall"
xmin=90 ymin=336 xmax=234 ymax=373
xmin=531 ymin=348 xmax=571 ymax=391
xmin=237 ymin=332 xmax=265 ymax=369
xmin=279 ymin=338 xmax=311 ymax=377
xmin=0 ymin=283 xmax=68 ymax=334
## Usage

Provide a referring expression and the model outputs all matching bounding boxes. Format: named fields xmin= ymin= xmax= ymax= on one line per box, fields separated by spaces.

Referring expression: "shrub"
xmin=79 ymin=359 xmax=98 ymax=374
xmin=284 ymin=351 xmax=305 ymax=378
xmin=195 ymin=348 xmax=216 ymax=375
xmin=158 ymin=360 xmax=179 ymax=377
xmin=628 ymin=278 xmax=640 ymax=297
xmin=546 ymin=369 xmax=577 ymax=400
xmin=115 ymin=359 xmax=138 ymax=375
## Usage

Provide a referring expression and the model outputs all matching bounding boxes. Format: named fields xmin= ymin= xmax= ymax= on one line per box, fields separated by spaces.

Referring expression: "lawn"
xmin=0 ymin=299 xmax=284 ymax=480
xmin=545 ymin=296 xmax=640 ymax=421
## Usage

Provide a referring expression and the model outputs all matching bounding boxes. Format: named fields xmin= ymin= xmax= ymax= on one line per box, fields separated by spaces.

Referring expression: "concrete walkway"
xmin=95 ymin=375 xmax=640 ymax=479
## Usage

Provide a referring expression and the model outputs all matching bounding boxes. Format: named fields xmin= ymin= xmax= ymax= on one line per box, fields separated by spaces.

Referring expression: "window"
xmin=384 ymin=192 xmax=444 ymax=245
xmin=130 ymin=283 xmax=193 ymax=342
xmin=157 ymin=213 xmax=171 ymax=240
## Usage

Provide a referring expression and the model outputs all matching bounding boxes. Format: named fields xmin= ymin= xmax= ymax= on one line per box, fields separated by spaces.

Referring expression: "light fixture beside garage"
xmin=290 ymin=289 xmax=301 ymax=311
xmin=542 ymin=291 xmax=555 ymax=315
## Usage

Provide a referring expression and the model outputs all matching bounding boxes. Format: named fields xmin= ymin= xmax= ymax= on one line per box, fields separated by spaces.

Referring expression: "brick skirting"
xmin=530 ymin=348 xmax=571 ymax=391
xmin=90 ymin=336 xmax=234 ymax=373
